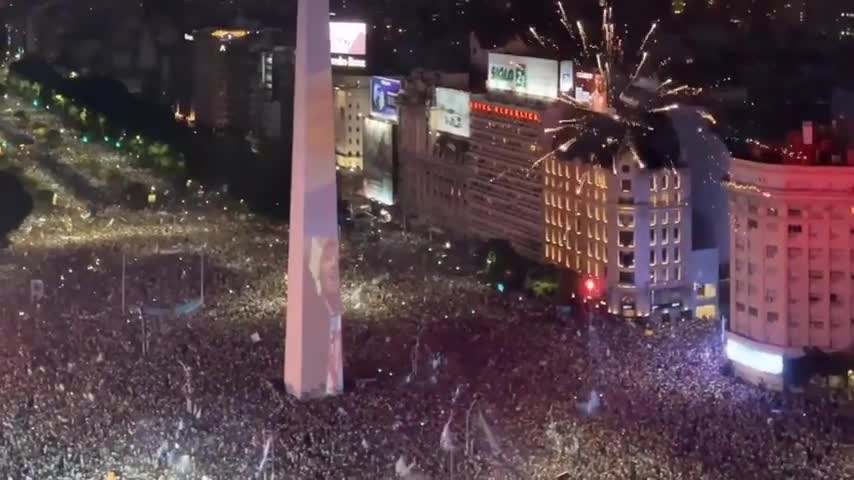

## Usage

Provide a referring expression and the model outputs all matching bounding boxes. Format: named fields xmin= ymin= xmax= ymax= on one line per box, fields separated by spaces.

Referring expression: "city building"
xmin=398 ymin=84 xmax=472 ymax=234
xmin=543 ymin=119 xmax=694 ymax=318
xmin=333 ymin=74 xmax=371 ymax=170
xmin=249 ymin=45 xmax=294 ymax=140
xmin=468 ymin=93 xmax=568 ymax=261
xmin=725 ymin=121 xmax=854 ymax=389
xmin=463 ymin=51 xmax=581 ymax=261
xmin=189 ymin=28 xmax=282 ymax=131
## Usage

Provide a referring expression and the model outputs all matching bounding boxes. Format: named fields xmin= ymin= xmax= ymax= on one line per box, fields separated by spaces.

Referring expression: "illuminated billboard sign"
xmin=725 ymin=338 xmax=783 ymax=375
xmin=574 ymin=71 xmax=608 ymax=113
xmin=470 ymin=101 xmax=541 ymax=123
xmin=487 ymin=53 xmax=559 ymax=99
xmin=330 ymin=22 xmax=366 ymax=55
xmin=432 ymin=87 xmax=471 ymax=138
xmin=370 ymin=77 xmax=401 ymax=123
xmin=363 ymin=117 xmax=396 ymax=205
xmin=330 ymin=21 xmax=367 ymax=69
xmin=559 ymin=61 xmax=574 ymax=95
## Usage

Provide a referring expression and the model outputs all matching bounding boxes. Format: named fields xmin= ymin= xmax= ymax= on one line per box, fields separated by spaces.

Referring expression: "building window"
xmin=788 ymin=208 xmax=802 ymax=217
xmin=661 ymin=228 xmax=669 ymax=244
xmin=747 ymin=219 xmax=758 ymax=229
xmin=748 ymin=306 xmax=758 ymax=317
xmin=673 ymin=267 xmax=681 ymax=281
xmin=650 ymin=229 xmax=656 ymax=244
xmin=674 ymin=248 xmax=681 ymax=263
xmin=618 ymin=231 xmax=635 ymax=247
xmin=621 ymin=179 xmax=632 ymax=192
xmin=788 ymin=224 xmax=802 ymax=235
xmin=661 ymin=248 xmax=669 ymax=263
xmin=650 ymin=250 xmax=656 ymax=265
xmin=618 ymin=213 xmax=634 ymax=227
xmin=766 ymin=246 xmax=778 ymax=258
xmin=662 ymin=211 xmax=670 ymax=224
xmin=619 ymin=271 xmax=635 ymax=284
xmin=619 ymin=251 xmax=636 ymax=268
xmin=768 ymin=207 xmax=778 ymax=216
xmin=621 ymin=164 xmax=630 ymax=173
xmin=736 ymin=302 xmax=745 ymax=312
xmin=650 ymin=176 xmax=657 ymax=191
xmin=767 ymin=312 xmax=779 ymax=323
xmin=673 ymin=228 xmax=680 ymax=242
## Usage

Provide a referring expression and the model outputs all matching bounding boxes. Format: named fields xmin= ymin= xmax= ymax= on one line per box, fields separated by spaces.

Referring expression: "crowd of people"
xmin=0 ymin=96 xmax=851 ymax=479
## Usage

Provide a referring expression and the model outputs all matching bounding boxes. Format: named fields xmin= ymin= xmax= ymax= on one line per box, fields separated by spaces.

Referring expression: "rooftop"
xmin=726 ymin=120 xmax=854 ymax=166
xmin=557 ymin=113 xmax=683 ymax=171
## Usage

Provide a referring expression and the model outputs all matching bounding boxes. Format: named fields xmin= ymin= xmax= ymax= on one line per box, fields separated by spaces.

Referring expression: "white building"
xmin=333 ymin=74 xmax=371 ymax=170
xmin=726 ymin=151 xmax=854 ymax=389
xmin=544 ymin=131 xmax=693 ymax=318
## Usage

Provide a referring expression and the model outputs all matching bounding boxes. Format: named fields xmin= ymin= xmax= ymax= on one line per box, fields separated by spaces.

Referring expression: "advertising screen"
xmin=432 ymin=87 xmax=471 ymax=138
xmin=329 ymin=22 xmax=366 ymax=55
xmin=574 ymin=70 xmax=608 ymax=113
xmin=559 ymin=61 xmax=574 ymax=95
xmin=363 ymin=117 xmax=396 ymax=205
xmin=330 ymin=22 xmax=367 ymax=69
xmin=370 ymin=77 xmax=401 ymax=123
xmin=487 ymin=53 xmax=559 ymax=99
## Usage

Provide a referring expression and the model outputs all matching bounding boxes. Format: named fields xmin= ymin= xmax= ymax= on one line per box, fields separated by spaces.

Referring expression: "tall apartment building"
xmin=248 ymin=46 xmax=294 ymax=140
xmin=725 ymin=122 xmax=854 ymax=389
xmin=467 ymin=94 xmax=569 ymax=260
xmin=190 ymin=28 xmax=282 ymax=131
xmin=543 ymin=126 xmax=693 ymax=318
xmin=333 ymin=74 xmax=371 ymax=170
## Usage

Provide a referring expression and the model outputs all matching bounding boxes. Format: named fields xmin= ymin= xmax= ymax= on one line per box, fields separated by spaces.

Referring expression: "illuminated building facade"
xmin=333 ymin=74 xmax=371 ymax=170
xmin=467 ymin=95 xmax=568 ymax=260
xmin=726 ymin=148 xmax=854 ymax=389
xmin=544 ymin=144 xmax=693 ymax=318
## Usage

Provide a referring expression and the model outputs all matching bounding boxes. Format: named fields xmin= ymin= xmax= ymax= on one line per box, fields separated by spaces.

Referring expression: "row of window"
xmin=734 ymin=303 xmax=854 ymax=329
xmin=618 ymin=266 xmax=683 ymax=285
xmin=742 ymin=204 xmax=853 ymax=221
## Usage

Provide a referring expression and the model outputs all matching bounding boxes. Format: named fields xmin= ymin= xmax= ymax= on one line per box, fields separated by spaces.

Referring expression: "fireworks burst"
xmin=532 ymin=0 xmax=714 ymax=168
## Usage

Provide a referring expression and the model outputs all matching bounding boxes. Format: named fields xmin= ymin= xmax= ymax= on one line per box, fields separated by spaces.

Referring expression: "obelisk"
xmin=284 ymin=0 xmax=343 ymax=399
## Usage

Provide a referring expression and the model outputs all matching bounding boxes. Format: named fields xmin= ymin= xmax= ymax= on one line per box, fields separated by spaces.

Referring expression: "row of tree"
xmin=7 ymin=56 xmax=293 ymax=219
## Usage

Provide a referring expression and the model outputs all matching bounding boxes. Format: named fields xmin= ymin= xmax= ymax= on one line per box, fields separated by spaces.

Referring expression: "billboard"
xmin=487 ymin=53 xmax=559 ymax=99
xmin=432 ymin=87 xmax=471 ymax=138
xmin=330 ymin=22 xmax=366 ymax=55
xmin=330 ymin=21 xmax=367 ymax=69
xmin=363 ymin=117 xmax=396 ymax=205
xmin=574 ymin=70 xmax=608 ymax=113
xmin=559 ymin=61 xmax=574 ymax=95
xmin=370 ymin=77 xmax=401 ymax=123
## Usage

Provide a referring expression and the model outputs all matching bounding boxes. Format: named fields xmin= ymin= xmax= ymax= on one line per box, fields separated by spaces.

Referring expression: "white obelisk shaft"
xmin=284 ymin=0 xmax=344 ymax=399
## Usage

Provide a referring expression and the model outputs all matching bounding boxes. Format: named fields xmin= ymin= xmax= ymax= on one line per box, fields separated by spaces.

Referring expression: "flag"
xmin=440 ymin=417 xmax=455 ymax=451
xmin=394 ymin=455 xmax=413 ymax=477
xmin=477 ymin=410 xmax=502 ymax=455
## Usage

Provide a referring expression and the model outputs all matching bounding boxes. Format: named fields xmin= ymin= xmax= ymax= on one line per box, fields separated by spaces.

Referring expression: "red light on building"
xmin=470 ymin=101 xmax=541 ymax=123
xmin=583 ymin=277 xmax=600 ymax=298
xmin=585 ymin=278 xmax=596 ymax=293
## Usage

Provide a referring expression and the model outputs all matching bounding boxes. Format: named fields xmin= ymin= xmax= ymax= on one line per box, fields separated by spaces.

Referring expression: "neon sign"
xmin=470 ymin=101 xmax=541 ymax=122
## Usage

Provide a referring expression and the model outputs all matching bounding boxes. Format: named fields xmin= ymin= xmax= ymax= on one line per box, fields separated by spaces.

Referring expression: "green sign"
xmin=490 ymin=63 xmax=527 ymax=88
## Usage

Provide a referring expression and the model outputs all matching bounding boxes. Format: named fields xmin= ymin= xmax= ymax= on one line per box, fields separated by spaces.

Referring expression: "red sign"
xmin=470 ymin=101 xmax=541 ymax=123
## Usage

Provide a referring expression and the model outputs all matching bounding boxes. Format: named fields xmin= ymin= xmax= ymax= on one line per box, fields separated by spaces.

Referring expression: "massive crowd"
xmin=0 ymin=202 xmax=850 ymax=479
xmin=0 ymin=96 xmax=851 ymax=479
